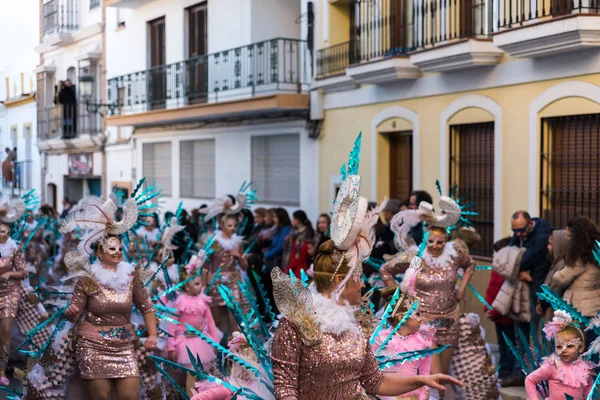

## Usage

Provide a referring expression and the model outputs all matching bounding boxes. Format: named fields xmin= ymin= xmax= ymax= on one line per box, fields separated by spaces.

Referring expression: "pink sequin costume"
xmin=167 ymin=292 xmax=222 ymax=365
xmin=373 ymin=325 xmax=436 ymax=400
xmin=0 ymin=238 xmax=27 ymax=319
xmin=382 ymin=243 xmax=474 ymax=346
xmin=69 ymin=262 xmax=155 ymax=380
xmin=271 ymin=291 xmax=384 ymax=400
xmin=525 ymin=354 xmax=595 ymax=400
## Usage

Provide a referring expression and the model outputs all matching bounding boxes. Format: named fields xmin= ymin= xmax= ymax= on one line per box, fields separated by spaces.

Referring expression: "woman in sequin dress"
xmin=65 ymin=235 xmax=158 ymax=400
xmin=380 ymin=226 xmax=475 ymax=374
xmin=204 ymin=214 xmax=249 ymax=337
xmin=0 ymin=222 xmax=27 ymax=385
xmin=271 ymin=240 xmax=461 ymax=400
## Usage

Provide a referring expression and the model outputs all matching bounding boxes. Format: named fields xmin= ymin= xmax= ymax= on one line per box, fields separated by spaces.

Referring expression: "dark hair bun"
xmin=319 ymin=240 xmax=336 ymax=255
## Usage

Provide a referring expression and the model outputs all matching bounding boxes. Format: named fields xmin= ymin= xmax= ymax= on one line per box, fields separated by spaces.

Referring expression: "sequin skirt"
xmin=208 ymin=271 xmax=249 ymax=312
xmin=0 ymin=282 xmax=21 ymax=319
xmin=75 ymin=324 xmax=138 ymax=380
xmin=421 ymin=304 xmax=460 ymax=347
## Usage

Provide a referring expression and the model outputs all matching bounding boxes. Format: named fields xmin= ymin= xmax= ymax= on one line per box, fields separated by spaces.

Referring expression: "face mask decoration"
xmin=103 ymin=237 xmax=122 ymax=257
xmin=555 ymin=337 xmax=582 ymax=355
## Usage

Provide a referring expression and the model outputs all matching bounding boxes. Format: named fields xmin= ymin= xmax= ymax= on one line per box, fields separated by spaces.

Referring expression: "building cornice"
xmin=1 ymin=94 xmax=36 ymax=108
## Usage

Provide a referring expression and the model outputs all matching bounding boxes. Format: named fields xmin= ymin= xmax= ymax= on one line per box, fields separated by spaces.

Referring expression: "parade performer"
xmin=380 ymin=196 xmax=475 ymax=374
xmin=0 ymin=199 xmax=28 ymax=385
xmin=270 ymin=134 xmax=461 ymax=400
xmin=168 ymin=251 xmax=222 ymax=368
xmin=525 ymin=310 xmax=595 ymax=400
xmin=59 ymin=197 xmax=158 ymax=400
xmin=373 ymin=285 xmax=440 ymax=400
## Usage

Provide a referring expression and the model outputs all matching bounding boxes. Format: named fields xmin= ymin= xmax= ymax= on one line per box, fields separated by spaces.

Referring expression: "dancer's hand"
xmin=65 ymin=304 xmax=80 ymax=318
xmin=420 ymin=374 xmax=463 ymax=391
xmin=145 ymin=335 xmax=158 ymax=351
xmin=0 ymin=272 xmax=12 ymax=282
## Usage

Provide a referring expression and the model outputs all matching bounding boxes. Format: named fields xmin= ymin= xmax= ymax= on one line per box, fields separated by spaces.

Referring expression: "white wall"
xmin=6 ymin=102 xmax=42 ymax=194
xmin=106 ymin=0 xmax=303 ymax=79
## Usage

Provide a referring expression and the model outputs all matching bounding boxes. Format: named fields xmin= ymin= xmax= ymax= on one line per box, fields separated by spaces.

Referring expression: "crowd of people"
xmin=0 ymin=136 xmax=598 ymax=400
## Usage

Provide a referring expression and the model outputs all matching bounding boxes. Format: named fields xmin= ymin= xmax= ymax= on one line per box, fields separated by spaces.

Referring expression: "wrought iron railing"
xmin=37 ymin=104 xmax=101 ymax=140
xmin=316 ymin=41 xmax=353 ymax=78
xmin=107 ymin=38 xmax=309 ymax=115
xmin=2 ymin=160 xmax=34 ymax=192
xmin=43 ymin=0 xmax=78 ymax=35
xmin=497 ymin=0 xmax=599 ymax=29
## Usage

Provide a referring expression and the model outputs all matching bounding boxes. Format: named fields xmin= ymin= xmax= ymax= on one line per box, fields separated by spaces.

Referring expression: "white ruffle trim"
xmin=0 ymin=238 xmax=18 ymax=258
xmin=214 ymin=231 xmax=243 ymax=251
xmin=89 ymin=261 xmax=135 ymax=293
xmin=311 ymin=292 xmax=362 ymax=336
xmin=421 ymin=241 xmax=457 ymax=270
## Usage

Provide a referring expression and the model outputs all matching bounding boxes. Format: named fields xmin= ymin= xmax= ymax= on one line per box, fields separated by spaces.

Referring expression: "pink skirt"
xmin=174 ymin=336 xmax=217 ymax=366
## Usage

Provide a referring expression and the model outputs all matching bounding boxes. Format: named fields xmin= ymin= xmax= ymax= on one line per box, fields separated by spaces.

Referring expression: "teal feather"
xmin=417 ymin=231 xmax=430 ymax=258
xmin=467 ymin=283 xmax=493 ymax=310
xmin=435 ymin=179 xmax=442 ymax=196
xmin=503 ymin=332 xmax=530 ymax=374
xmin=586 ymin=372 xmax=600 ymax=400
xmin=20 ymin=217 xmax=49 ymax=252
xmin=150 ymin=356 xmax=191 ymax=400
xmin=300 ymin=269 xmax=310 ymax=285
xmin=238 ymin=281 xmax=270 ymax=337
xmin=144 ymin=254 xmax=171 ymax=287
xmin=530 ymin=321 xmax=545 ymax=365
xmin=153 ymin=267 xmax=204 ymax=301
xmin=537 ymin=285 xmax=589 ymax=326
xmin=205 ymin=266 xmax=223 ymax=294
xmin=517 ymin=327 xmax=537 ymax=372
xmin=347 ymin=132 xmax=362 ymax=175
xmin=376 ymin=299 xmax=419 ymax=354
xmin=370 ymin=287 xmax=400 ymax=345
xmin=449 ymin=184 xmax=458 ymax=198
xmin=131 ymin=178 xmax=146 ymax=198
xmin=340 ymin=164 xmax=347 ymax=183
xmin=593 ymin=240 xmax=600 ymax=266
xmin=251 ymin=270 xmax=276 ymax=323
xmin=243 ymin=238 xmax=257 ymax=256
xmin=378 ymin=345 xmax=449 ymax=370
xmin=475 ymin=265 xmax=493 ymax=271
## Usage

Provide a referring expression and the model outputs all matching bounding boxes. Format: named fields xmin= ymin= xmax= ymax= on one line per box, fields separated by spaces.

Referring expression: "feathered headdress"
xmin=543 ymin=310 xmax=576 ymax=340
xmin=0 ymin=198 xmax=26 ymax=224
xmin=60 ymin=197 xmax=139 ymax=254
xmin=160 ymin=217 xmax=185 ymax=260
xmin=200 ymin=181 xmax=257 ymax=222
xmin=330 ymin=133 xmax=387 ymax=297
xmin=184 ymin=250 xmax=207 ymax=276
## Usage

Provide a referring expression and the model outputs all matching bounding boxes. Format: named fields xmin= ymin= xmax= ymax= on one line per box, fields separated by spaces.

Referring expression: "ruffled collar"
xmin=546 ymin=354 xmax=596 ymax=388
xmin=311 ymin=291 xmax=362 ymax=336
xmin=378 ymin=324 xmax=435 ymax=355
xmin=421 ymin=241 xmax=457 ymax=270
xmin=0 ymin=238 xmax=18 ymax=258
xmin=214 ymin=231 xmax=243 ymax=252
xmin=89 ymin=261 xmax=135 ymax=293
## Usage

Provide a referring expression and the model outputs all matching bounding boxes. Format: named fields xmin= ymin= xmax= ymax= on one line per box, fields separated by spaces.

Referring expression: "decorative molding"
xmin=527 ymin=80 xmax=600 ymax=215
xmin=311 ymin=75 xmax=358 ymax=93
xmin=371 ymin=106 xmax=420 ymax=201
xmin=36 ymin=22 xmax=104 ymax=54
xmin=440 ymin=94 xmax=503 ymax=241
xmin=409 ymin=39 xmax=503 ymax=72
xmin=494 ymin=15 xmax=600 ymax=58
xmin=347 ymin=57 xmax=421 ymax=85
xmin=2 ymin=94 xmax=36 ymax=108
xmin=37 ymin=134 xmax=106 ymax=152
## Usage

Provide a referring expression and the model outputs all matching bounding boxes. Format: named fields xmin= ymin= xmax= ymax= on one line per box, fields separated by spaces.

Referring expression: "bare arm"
xmin=377 ymin=374 xmax=462 ymax=396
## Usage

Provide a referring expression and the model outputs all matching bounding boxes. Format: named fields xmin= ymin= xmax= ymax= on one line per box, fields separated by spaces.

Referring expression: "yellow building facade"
xmin=311 ymin=0 xmax=600 ymax=338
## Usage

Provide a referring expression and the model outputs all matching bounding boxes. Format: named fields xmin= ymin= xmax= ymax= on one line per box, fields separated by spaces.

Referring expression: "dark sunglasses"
xmin=512 ymin=226 xmax=528 ymax=234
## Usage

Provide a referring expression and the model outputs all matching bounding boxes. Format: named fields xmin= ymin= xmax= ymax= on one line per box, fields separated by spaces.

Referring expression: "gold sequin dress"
xmin=0 ymin=239 xmax=27 ymax=319
xmin=70 ymin=262 xmax=154 ymax=380
xmin=413 ymin=245 xmax=474 ymax=347
xmin=271 ymin=292 xmax=384 ymax=400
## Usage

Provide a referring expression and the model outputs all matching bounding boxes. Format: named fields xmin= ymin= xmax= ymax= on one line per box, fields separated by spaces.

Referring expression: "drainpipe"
xmin=100 ymin=0 xmax=107 ymax=198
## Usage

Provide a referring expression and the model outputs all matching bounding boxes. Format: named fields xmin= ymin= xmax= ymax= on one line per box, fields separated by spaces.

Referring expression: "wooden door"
xmin=187 ymin=3 xmax=208 ymax=104
xmin=460 ymin=0 xmax=473 ymax=38
xmin=148 ymin=16 xmax=166 ymax=109
xmin=389 ymin=131 xmax=413 ymax=202
xmin=390 ymin=0 xmax=408 ymax=52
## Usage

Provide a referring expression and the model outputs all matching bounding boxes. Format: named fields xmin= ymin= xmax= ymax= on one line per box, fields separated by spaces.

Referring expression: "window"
xmin=540 ymin=113 xmax=600 ymax=229
xmin=90 ymin=0 xmax=100 ymax=9
xmin=143 ymin=142 xmax=172 ymax=196
xmin=251 ymin=134 xmax=300 ymax=206
xmin=148 ymin=16 xmax=166 ymax=110
xmin=449 ymin=122 xmax=495 ymax=257
xmin=180 ymin=139 xmax=215 ymax=199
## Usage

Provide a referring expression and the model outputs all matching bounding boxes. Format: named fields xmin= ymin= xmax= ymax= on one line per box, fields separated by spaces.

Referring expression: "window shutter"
xmin=143 ymin=142 xmax=172 ymax=196
xmin=251 ymin=134 xmax=300 ymax=206
xmin=180 ymin=139 xmax=215 ymax=199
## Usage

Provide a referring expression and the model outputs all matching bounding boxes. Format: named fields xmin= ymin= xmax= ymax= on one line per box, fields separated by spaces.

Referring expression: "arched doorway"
xmin=376 ymin=116 xmax=414 ymax=203
xmin=47 ymin=183 xmax=57 ymax=209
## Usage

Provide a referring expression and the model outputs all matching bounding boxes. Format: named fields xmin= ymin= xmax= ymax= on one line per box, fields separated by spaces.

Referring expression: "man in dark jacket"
xmin=509 ymin=210 xmax=551 ymax=337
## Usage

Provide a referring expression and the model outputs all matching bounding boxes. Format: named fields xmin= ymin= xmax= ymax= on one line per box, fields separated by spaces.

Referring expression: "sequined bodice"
xmin=84 ymin=280 xmax=135 ymax=326
xmin=272 ymin=318 xmax=383 ymax=400
xmin=414 ymin=262 xmax=458 ymax=315
xmin=0 ymin=257 xmax=14 ymax=276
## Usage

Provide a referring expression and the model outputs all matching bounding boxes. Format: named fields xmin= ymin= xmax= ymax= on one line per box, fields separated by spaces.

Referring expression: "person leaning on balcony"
xmin=509 ymin=210 xmax=551 ymax=339
xmin=58 ymin=79 xmax=77 ymax=138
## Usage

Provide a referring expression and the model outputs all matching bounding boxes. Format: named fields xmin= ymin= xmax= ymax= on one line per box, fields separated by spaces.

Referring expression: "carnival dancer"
xmin=270 ymin=134 xmax=461 ymax=400
xmin=0 ymin=199 xmax=27 ymax=385
xmin=380 ymin=197 xmax=475 ymax=374
xmin=525 ymin=310 xmax=596 ymax=400
xmin=204 ymin=214 xmax=249 ymax=337
xmin=59 ymin=198 xmax=158 ymax=400
xmin=168 ymin=251 xmax=222 ymax=369
xmin=373 ymin=285 xmax=440 ymax=400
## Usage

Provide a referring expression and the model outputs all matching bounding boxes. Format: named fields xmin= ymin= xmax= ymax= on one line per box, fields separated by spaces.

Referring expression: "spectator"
xmin=310 ymin=213 xmax=331 ymax=258
xmin=550 ymin=217 xmax=600 ymax=350
xmin=509 ymin=210 xmax=551 ymax=337
xmin=408 ymin=190 xmax=433 ymax=246
xmin=58 ymin=79 xmax=77 ymax=138
xmin=485 ymin=237 xmax=516 ymax=384
xmin=282 ymin=210 xmax=314 ymax=277
xmin=263 ymin=208 xmax=292 ymax=314
xmin=60 ymin=198 xmax=73 ymax=219
xmin=371 ymin=199 xmax=401 ymax=260
xmin=537 ymin=228 xmax=570 ymax=322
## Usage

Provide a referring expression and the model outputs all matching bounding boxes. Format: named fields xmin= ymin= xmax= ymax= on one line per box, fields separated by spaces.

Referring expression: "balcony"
xmin=106 ymin=38 xmax=309 ymax=125
xmin=408 ymin=0 xmax=503 ymax=72
xmin=43 ymin=0 xmax=78 ymax=37
xmin=2 ymin=161 xmax=34 ymax=194
xmin=493 ymin=0 xmax=600 ymax=57
xmin=37 ymin=104 xmax=104 ymax=151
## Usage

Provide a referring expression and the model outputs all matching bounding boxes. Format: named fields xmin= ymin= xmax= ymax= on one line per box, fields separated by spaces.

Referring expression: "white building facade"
xmin=36 ymin=0 xmax=105 ymax=210
xmin=0 ymin=0 xmax=42 ymax=202
xmin=104 ymin=0 xmax=319 ymax=218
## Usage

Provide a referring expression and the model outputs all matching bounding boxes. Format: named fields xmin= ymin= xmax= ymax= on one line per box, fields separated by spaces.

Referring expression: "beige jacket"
xmin=491 ymin=246 xmax=530 ymax=322
xmin=551 ymin=260 xmax=600 ymax=317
